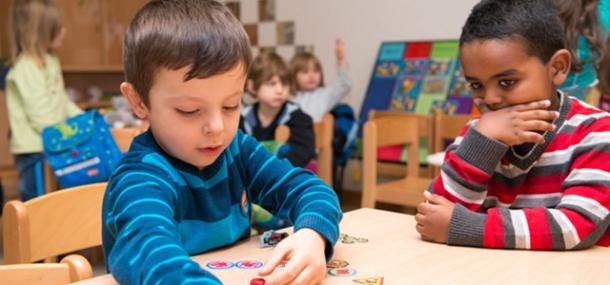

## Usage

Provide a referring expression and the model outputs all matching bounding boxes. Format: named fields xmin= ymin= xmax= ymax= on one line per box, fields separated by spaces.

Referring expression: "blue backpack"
xmin=42 ymin=110 xmax=122 ymax=188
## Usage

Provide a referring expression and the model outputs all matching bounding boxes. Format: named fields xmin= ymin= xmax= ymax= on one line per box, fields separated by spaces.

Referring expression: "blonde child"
xmin=415 ymin=0 xmax=610 ymax=250
xmin=102 ymin=1 xmax=342 ymax=284
xmin=240 ymin=51 xmax=316 ymax=168
xmin=289 ymin=39 xmax=351 ymax=122
xmin=6 ymin=0 xmax=82 ymax=201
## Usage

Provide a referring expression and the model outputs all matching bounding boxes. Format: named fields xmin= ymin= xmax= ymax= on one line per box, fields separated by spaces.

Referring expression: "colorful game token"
xmin=260 ymin=230 xmax=289 ymax=248
xmin=250 ymin=278 xmax=267 ymax=285
xmin=205 ymin=260 xmax=234 ymax=270
xmin=340 ymin=233 xmax=368 ymax=243
xmin=326 ymin=259 xmax=349 ymax=268
xmin=236 ymin=260 xmax=264 ymax=269
xmin=328 ymin=267 xmax=357 ymax=277
xmin=353 ymin=277 xmax=384 ymax=285
xmin=355 ymin=237 xmax=369 ymax=243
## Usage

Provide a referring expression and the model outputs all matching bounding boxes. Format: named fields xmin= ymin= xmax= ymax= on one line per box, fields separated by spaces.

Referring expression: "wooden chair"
xmin=368 ymin=110 xmax=434 ymax=177
xmin=313 ymin=114 xmax=334 ymax=186
xmin=361 ymin=116 xmax=432 ymax=209
xmin=0 ymin=254 xmax=92 ymax=284
xmin=3 ymin=182 xmax=107 ymax=264
xmin=110 ymin=127 xmax=142 ymax=153
xmin=431 ymin=113 xmax=471 ymax=176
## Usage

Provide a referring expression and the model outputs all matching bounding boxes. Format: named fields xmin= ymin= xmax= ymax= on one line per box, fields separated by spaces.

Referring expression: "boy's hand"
xmin=474 ymin=99 xmax=559 ymax=146
xmin=415 ymin=192 xmax=454 ymax=243
xmin=335 ymin=38 xmax=346 ymax=66
xmin=258 ymin=228 xmax=327 ymax=285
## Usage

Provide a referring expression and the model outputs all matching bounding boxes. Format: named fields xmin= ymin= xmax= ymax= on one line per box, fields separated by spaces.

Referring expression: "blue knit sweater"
xmin=102 ymin=129 xmax=342 ymax=284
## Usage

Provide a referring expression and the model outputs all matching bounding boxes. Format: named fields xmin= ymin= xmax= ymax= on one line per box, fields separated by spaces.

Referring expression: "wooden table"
xmin=75 ymin=208 xmax=610 ymax=284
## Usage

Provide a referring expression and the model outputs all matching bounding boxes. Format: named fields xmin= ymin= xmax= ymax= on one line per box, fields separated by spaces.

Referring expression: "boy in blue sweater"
xmin=101 ymin=1 xmax=342 ymax=284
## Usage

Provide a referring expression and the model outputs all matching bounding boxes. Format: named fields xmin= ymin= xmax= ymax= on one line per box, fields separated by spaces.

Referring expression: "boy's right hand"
xmin=474 ymin=99 xmax=559 ymax=146
xmin=258 ymin=228 xmax=327 ymax=285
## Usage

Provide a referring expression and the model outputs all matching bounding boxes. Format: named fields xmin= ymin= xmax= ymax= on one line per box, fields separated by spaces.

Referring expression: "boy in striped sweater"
xmin=415 ymin=0 xmax=610 ymax=250
xmin=101 ymin=1 xmax=342 ymax=284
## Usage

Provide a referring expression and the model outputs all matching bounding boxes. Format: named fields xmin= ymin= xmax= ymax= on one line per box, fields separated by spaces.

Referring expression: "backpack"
xmin=331 ymin=104 xmax=358 ymax=167
xmin=42 ymin=110 xmax=122 ymax=188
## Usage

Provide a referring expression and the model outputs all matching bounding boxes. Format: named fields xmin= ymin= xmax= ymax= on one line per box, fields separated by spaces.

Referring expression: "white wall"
xmin=276 ymin=0 xmax=480 ymax=114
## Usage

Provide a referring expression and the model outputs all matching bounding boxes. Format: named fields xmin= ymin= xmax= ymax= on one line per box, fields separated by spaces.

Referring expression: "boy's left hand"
xmin=415 ymin=192 xmax=455 ymax=243
xmin=258 ymin=228 xmax=327 ymax=285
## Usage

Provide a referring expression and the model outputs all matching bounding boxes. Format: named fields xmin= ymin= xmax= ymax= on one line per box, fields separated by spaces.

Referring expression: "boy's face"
xmin=296 ymin=62 xmax=322 ymax=91
xmin=256 ymin=75 xmax=290 ymax=109
xmin=123 ymin=65 xmax=245 ymax=169
xmin=460 ymin=39 xmax=568 ymax=111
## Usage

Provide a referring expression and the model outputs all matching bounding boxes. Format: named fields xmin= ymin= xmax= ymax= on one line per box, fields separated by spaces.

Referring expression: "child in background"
xmin=240 ymin=51 xmax=316 ymax=168
xmin=102 ymin=1 xmax=341 ymax=284
xmin=416 ymin=0 xmax=610 ymax=250
xmin=554 ymin=0 xmax=609 ymax=103
xmin=6 ymin=0 xmax=81 ymax=201
xmin=290 ymin=39 xmax=351 ymax=122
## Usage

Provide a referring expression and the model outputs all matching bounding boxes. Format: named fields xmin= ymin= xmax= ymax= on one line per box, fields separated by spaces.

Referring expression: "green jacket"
xmin=6 ymin=54 xmax=82 ymax=154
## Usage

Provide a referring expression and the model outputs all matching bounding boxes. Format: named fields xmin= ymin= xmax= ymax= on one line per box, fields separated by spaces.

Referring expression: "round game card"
xmin=328 ymin=267 xmax=357 ymax=277
xmin=206 ymin=260 xmax=234 ymax=270
xmin=236 ymin=260 xmax=264 ymax=269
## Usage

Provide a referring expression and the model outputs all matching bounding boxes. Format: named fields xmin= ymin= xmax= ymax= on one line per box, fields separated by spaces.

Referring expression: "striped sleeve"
xmin=429 ymin=124 xmax=508 ymax=210
xmin=102 ymin=164 xmax=221 ymax=285
xmin=444 ymin=122 xmax=610 ymax=250
xmin=238 ymin=131 xmax=342 ymax=258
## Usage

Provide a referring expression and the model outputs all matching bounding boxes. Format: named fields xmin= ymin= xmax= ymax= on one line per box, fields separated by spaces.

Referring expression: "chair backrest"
xmin=313 ymin=114 xmax=334 ymax=186
xmin=433 ymin=113 xmax=471 ymax=153
xmin=368 ymin=110 xmax=432 ymax=176
xmin=0 ymin=254 xmax=92 ymax=284
xmin=110 ymin=127 xmax=142 ymax=153
xmin=363 ymin=116 xmax=420 ymax=181
xmin=3 ymin=182 xmax=107 ymax=264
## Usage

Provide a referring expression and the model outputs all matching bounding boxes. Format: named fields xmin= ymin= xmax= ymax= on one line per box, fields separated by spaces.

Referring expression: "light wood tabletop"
xmin=74 ymin=208 xmax=610 ymax=285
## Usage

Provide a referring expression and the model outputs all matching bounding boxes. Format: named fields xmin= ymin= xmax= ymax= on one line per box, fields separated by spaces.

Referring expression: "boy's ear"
xmin=246 ymin=79 xmax=256 ymax=96
xmin=120 ymin=82 xmax=149 ymax=120
xmin=548 ymin=49 xmax=571 ymax=86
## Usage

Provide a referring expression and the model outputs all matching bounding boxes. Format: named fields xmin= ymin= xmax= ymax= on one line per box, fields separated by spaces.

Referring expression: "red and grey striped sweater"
xmin=431 ymin=94 xmax=610 ymax=250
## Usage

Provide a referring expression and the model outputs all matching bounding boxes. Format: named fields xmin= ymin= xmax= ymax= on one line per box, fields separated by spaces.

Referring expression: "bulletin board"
xmin=359 ymin=40 xmax=475 ymax=126
xmin=359 ymin=40 xmax=475 ymax=163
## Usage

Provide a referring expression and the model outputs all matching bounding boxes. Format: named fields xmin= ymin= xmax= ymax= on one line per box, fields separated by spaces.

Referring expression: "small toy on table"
xmin=260 ymin=230 xmax=289 ymax=248
xmin=250 ymin=278 xmax=266 ymax=285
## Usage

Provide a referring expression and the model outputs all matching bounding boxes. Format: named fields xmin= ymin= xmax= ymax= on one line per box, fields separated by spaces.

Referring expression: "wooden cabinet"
xmin=54 ymin=0 xmax=148 ymax=104
xmin=55 ymin=0 xmax=148 ymax=71
xmin=0 ymin=0 xmax=10 ymax=60
xmin=0 ymin=90 xmax=14 ymax=168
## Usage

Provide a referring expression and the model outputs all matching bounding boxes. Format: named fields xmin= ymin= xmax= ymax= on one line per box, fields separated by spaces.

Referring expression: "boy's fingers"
xmin=416 ymin=202 xmax=428 ymax=214
xmin=519 ymin=131 xmax=546 ymax=144
xmin=291 ymin=265 xmax=320 ymax=285
xmin=520 ymin=120 xmax=556 ymax=132
xmin=424 ymin=192 xmax=441 ymax=205
xmin=520 ymin=109 xmax=559 ymax=122
xmin=473 ymin=98 xmax=491 ymax=114
xmin=259 ymin=246 xmax=290 ymax=276
xmin=514 ymin=99 xmax=551 ymax=111
xmin=265 ymin=257 xmax=307 ymax=285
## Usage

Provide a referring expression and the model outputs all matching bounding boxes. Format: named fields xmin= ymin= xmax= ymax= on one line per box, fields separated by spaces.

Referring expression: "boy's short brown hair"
xmin=289 ymin=52 xmax=325 ymax=89
xmin=123 ymin=0 xmax=252 ymax=106
xmin=247 ymin=51 xmax=291 ymax=94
